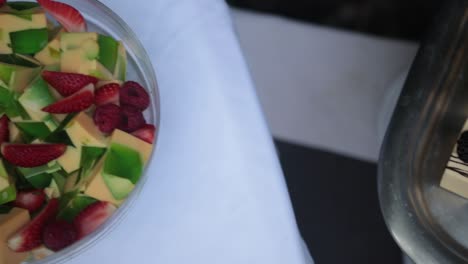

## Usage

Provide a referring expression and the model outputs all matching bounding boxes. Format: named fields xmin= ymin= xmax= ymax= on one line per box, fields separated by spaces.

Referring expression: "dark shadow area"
xmin=227 ymin=0 xmax=443 ymax=41
xmin=275 ymin=140 xmax=402 ymax=264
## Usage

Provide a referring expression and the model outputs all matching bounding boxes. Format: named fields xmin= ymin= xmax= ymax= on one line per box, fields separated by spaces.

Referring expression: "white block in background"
xmin=231 ymin=8 xmax=418 ymax=162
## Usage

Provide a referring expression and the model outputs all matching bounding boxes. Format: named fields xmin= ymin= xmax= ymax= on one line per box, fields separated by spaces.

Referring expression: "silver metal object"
xmin=378 ymin=0 xmax=468 ymax=263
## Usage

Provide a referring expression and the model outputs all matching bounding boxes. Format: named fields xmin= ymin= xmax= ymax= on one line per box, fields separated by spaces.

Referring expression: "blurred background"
xmin=228 ymin=0 xmax=440 ymax=40
xmin=225 ymin=0 xmax=443 ymax=263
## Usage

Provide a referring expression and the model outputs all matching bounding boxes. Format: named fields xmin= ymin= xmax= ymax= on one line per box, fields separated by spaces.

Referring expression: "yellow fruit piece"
xmin=57 ymin=146 xmax=81 ymax=174
xmin=84 ymin=159 xmax=124 ymax=206
xmin=0 ymin=13 xmax=47 ymax=54
xmin=65 ymin=112 xmax=107 ymax=148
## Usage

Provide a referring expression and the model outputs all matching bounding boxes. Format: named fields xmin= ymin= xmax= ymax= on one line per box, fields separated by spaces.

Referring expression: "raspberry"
xmin=457 ymin=131 xmax=468 ymax=163
xmin=118 ymin=106 xmax=146 ymax=133
xmin=119 ymin=81 xmax=150 ymax=111
xmin=42 ymin=221 xmax=77 ymax=251
xmin=93 ymin=104 xmax=121 ymax=134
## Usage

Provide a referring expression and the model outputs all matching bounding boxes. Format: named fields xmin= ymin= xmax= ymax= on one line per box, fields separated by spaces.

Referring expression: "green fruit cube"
xmin=57 ymin=194 xmax=97 ymax=222
xmin=18 ymin=75 xmax=56 ymax=121
xmin=0 ymin=159 xmax=15 ymax=205
xmin=18 ymin=161 xmax=61 ymax=189
xmin=10 ymin=28 xmax=48 ymax=54
xmin=97 ymin=34 xmax=126 ymax=81
xmin=0 ymin=54 xmax=42 ymax=93
xmin=60 ymin=32 xmax=99 ymax=75
xmin=0 ymin=186 xmax=16 ymax=205
xmin=0 ymin=3 xmax=47 ymax=54
xmin=15 ymin=121 xmax=52 ymax=141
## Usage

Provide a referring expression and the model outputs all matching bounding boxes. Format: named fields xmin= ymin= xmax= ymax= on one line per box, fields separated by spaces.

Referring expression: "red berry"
xmin=42 ymin=71 xmax=97 ymax=96
xmin=94 ymin=104 xmax=121 ymax=134
xmin=95 ymin=83 xmax=120 ymax=106
xmin=8 ymin=199 xmax=59 ymax=252
xmin=42 ymin=85 xmax=94 ymax=114
xmin=2 ymin=143 xmax=66 ymax=168
xmin=37 ymin=0 xmax=86 ymax=32
xmin=131 ymin=124 xmax=155 ymax=144
xmin=14 ymin=190 xmax=46 ymax=213
xmin=73 ymin=201 xmax=116 ymax=239
xmin=42 ymin=221 xmax=77 ymax=251
xmin=119 ymin=81 xmax=150 ymax=111
xmin=117 ymin=106 xmax=146 ymax=133
xmin=0 ymin=115 xmax=9 ymax=145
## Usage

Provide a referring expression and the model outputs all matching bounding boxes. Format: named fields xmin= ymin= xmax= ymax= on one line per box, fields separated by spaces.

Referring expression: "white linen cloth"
xmin=67 ymin=0 xmax=313 ymax=263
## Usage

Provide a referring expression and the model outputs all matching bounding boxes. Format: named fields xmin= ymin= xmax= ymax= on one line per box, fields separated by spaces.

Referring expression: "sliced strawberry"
xmin=14 ymin=190 xmax=46 ymax=213
xmin=37 ymin=0 xmax=86 ymax=32
xmin=95 ymin=83 xmax=120 ymax=106
xmin=8 ymin=199 xmax=59 ymax=252
xmin=42 ymin=71 xmax=98 ymax=97
xmin=2 ymin=143 xmax=66 ymax=168
xmin=131 ymin=124 xmax=156 ymax=144
xmin=42 ymin=220 xmax=77 ymax=251
xmin=120 ymin=81 xmax=150 ymax=111
xmin=0 ymin=115 xmax=9 ymax=146
xmin=42 ymin=84 xmax=94 ymax=114
xmin=74 ymin=201 xmax=116 ymax=239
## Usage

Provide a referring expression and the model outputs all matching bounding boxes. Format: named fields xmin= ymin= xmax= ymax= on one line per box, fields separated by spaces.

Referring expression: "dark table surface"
xmin=228 ymin=0 xmax=442 ymax=41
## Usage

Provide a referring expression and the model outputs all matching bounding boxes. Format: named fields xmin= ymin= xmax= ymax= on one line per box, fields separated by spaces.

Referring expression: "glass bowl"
xmin=17 ymin=0 xmax=160 ymax=263
xmin=378 ymin=1 xmax=467 ymax=263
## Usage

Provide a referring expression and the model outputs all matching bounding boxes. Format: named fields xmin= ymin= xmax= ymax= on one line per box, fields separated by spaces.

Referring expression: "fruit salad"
xmin=0 ymin=0 xmax=156 ymax=262
xmin=440 ymin=120 xmax=468 ymax=198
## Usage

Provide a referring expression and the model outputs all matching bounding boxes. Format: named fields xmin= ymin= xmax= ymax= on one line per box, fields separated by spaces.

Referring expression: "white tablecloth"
xmin=67 ymin=0 xmax=313 ymax=263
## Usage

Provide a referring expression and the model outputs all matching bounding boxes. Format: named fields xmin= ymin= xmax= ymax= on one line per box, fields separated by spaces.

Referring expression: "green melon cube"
xmin=10 ymin=28 xmax=48 ymax=54
xmin=18 ymin=75 xmax=56 ymax=121
xmin=57 ymin=194 xmax=97 ymax=222
xmin=0 ymin=3 xmax=47 ymax=54
xmin=0 ymin=85 xmax=29 ymax=119
xmin=15 ymin=121 xmax=52 ymax=141
xmin=60 ymin=33 xmax=99 ymax=75
xmin=18 ymin=161 xmax=61 ymax=189
xmin=0 ymin=159 xmax=15 ymax=205
xmin=0 ymin=54 xmax=41 ymax=93
xmin=97 ymin=34 xmax=126 ymax=81
xmin=101 ymin=143 xmax=143 ymax=200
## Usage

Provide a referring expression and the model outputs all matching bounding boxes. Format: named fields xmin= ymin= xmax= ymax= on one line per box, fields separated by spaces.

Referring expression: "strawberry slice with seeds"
xmin=42 ymin=220 xmax=77 ymax=251
xmin=42 ymin=71 xmax=98 ymax=97
xmin=37 ymin=0 xmax=86 ymax=32
xmin=131 ymin=124 xmax=156 ymax=144
xmin=74 ymin=201 xmax=116 ymax=240
xmin=42 ymin=84 xmax=94 ymax=114
xmin=8 ymin=199 xmax=59 ymax=252
xmin=14 ymin=190 xmax=46 ymax=213
xmin=0 ymin=115 xmax=9 ymax=146
xmin=95 ymin=83 xmax=120 ymax=106
xmin=2 ymin=143 xmax=66 ymax=168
